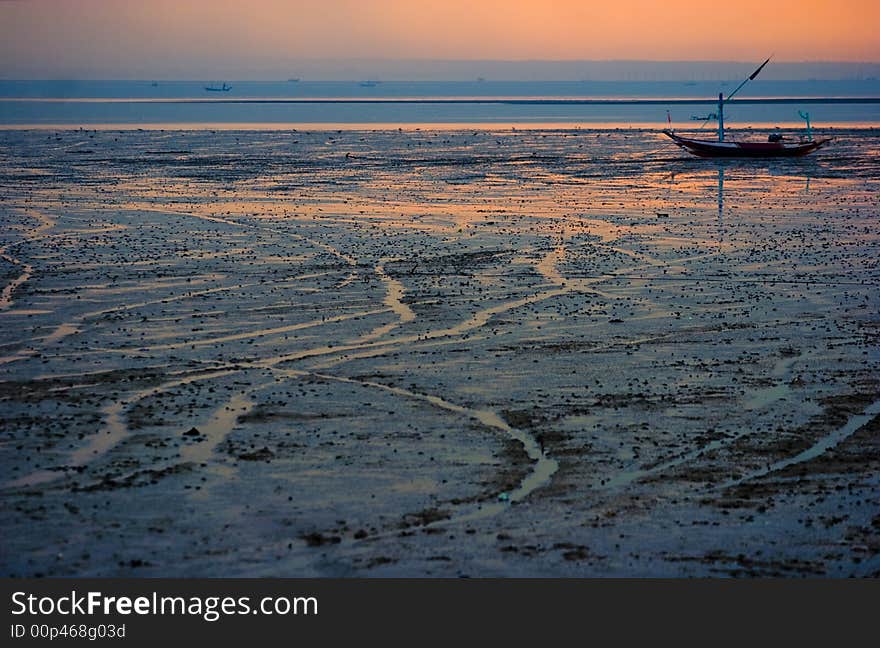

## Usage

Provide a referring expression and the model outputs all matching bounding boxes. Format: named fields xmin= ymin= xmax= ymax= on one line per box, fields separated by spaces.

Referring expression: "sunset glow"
xmin=1 ymin=0 xmax=878 ymax=79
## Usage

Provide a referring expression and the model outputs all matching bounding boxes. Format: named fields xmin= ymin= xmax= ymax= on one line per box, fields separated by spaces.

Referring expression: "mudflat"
xmin=1 ymin=127 xmax=878 ymax=576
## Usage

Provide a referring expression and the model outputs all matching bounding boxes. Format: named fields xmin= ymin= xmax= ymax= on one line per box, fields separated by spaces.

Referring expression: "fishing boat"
xmin=663 ymin=58 xmax=831 ymax=158
xmin=663 ymin=129 xmax=831 ymax=158
xmin=204 ymin=82 xmax=231 ymax=92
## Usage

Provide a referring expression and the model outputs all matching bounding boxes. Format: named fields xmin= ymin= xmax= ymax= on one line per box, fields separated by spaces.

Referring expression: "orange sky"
xmin=1 ymin=0 xmax=878 ymax=78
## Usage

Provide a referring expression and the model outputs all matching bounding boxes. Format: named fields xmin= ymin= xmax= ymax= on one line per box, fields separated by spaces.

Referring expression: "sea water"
xmin=1 ymin=80 xmax=878 ymax=128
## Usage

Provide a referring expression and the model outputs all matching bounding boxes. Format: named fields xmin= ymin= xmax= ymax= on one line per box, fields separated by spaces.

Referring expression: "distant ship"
xmin=359 ymin=80 xmax=379 ymax=87
xmin=288 ymin=78 xmax=300 ymax=82
xmin=205 ymin=82 xmax=231 ymax=92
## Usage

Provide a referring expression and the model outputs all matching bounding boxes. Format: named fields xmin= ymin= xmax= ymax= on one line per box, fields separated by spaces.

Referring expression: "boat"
xmin=205 ymin=82 xmax=231 ymax=92
xmin=663 ymin=129 xmax=831 ymax=158
xmin=663 ymin=57 xmax=831 ymax=158
xmin=288 ymin=78 xmax=300 ymax=83
xmin=359 ymin=80 xmax=379 ymax=87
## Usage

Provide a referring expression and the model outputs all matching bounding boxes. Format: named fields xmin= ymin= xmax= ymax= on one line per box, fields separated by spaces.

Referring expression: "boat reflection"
xmin=666 ymin=160 xmax=815 ymax=247
xmin=717 ymin=166 xmax=724 ymax=243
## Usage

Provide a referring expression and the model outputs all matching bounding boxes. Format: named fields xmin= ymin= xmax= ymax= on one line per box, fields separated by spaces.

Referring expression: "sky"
xmin=1 ymin=0 xmax=878 ymax=79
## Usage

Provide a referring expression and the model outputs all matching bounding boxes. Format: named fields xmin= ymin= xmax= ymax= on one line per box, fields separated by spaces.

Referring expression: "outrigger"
xmin=663 ymin=57 xmax=832 ymax=158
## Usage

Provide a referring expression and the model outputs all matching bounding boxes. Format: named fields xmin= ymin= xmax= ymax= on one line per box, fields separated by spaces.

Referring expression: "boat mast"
xmin=717 ymin=56 xmax=771 ymax=143
xmin=798 ymin=110 xmax=813 ymax=141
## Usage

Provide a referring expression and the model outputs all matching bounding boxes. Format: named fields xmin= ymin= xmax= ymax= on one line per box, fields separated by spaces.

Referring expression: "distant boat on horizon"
xmin=288 ymin=78 xmax=300 ymax=83
xmin=359 ymin=80 xmax=379 ymax=87
xmin=205 ymin=82 xmax=231 ymax=92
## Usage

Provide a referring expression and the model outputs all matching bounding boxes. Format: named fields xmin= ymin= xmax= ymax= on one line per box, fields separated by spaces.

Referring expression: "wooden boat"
xmin=664 ymin=57 xmax=831 ymax=158
xmin=663 ymin=129 xmax=831 ymax=158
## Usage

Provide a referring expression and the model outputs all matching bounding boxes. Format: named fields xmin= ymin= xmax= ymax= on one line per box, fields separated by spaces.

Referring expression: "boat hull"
xmin=663 ymin=129 xmax=830 ymax=158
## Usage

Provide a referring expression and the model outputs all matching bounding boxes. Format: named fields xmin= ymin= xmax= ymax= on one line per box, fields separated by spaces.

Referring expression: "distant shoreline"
xmin=2 ymin=122 xmax=878 ymax=132
xmin=3 ymin=59 xmax=880 ymax=82
xmin=3 ymin=96 xmax=878 ymax=105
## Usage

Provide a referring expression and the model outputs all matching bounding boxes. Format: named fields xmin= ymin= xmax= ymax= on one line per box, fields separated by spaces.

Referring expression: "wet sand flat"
xmin=0 ymin=127 xmax=878 ymax=576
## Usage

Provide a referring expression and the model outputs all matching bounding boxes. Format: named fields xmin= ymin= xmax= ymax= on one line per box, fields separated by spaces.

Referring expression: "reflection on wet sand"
xmin=0 ymin=128 xmax=878 ymax=577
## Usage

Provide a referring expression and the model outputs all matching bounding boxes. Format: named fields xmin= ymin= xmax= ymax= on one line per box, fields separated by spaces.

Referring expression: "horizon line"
xmin=3 ymin=77 xmax=879 ymax=83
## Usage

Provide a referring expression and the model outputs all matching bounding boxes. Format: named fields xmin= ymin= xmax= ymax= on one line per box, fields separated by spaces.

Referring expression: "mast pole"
xmin=716 ymin=56 xmax=770 ymax=143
